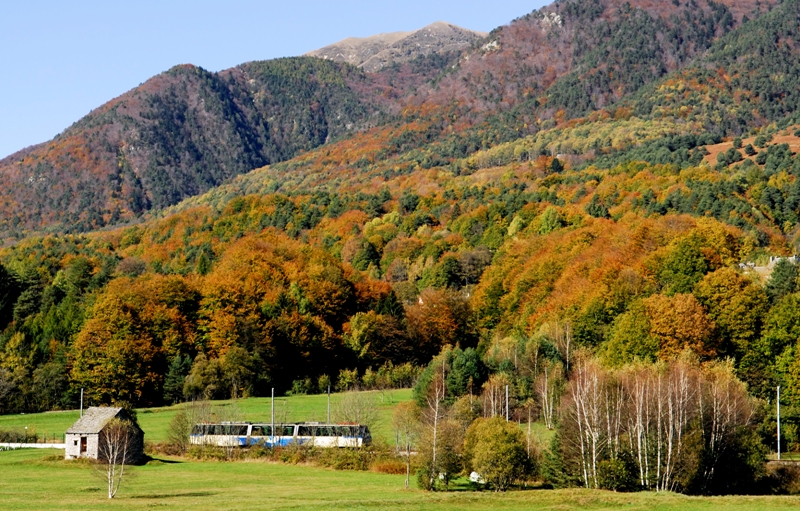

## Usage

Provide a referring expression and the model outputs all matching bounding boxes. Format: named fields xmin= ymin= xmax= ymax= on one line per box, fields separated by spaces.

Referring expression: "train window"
xmin=297 ymin=426 xmax=312 ymax=436
xmin=304 ymin=425 xmax=333 ymax=436
xmin=216 ymin=425 xmax=231 ymax=435
xmin=191 ymin=425 xmax=204 ymax=435
xmin=335 ymin=426 xmax=357 ymax=437
xmin=226 ymin=425 xmax=248 ymax=436
xmin=250 ymin=425 xmax=297 ymax=436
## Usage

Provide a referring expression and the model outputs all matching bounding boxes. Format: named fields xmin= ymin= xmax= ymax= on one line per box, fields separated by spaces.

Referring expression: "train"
xmin=190 ymin=422 xmax=372 ymax=448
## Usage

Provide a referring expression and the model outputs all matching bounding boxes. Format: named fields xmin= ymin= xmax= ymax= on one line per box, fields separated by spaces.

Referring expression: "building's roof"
xmin=66 ymin=407 xmax=124 ymax=434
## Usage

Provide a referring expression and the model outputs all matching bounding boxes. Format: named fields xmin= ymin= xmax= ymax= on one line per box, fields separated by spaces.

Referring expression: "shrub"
xmin=166 ymin=411 xmax=192 ymax=455
xmin=277 ymin=443 xmax=315 ymax=465
xmin=755 ymin=132 xmax=773 ymax=148
xmin=597 ymin=456 xmax=639 ymax=492
xmin=416 ymin=465 xmax=435 ymax=491
xmin=766 ymin=463 xmax=800 ymax=494
xmin=187 ymin=445 xmax=233 ymax=461
xmin=290 ymin=379 xmax=312 ymax=395
xmin=318 ymin=374 xmax=331 ymax=393
xmin=464 ymin=417 xmax=532 ymax=491
xmin=371 ymin=459 xmax=406 ymax=474
xmin=336 ymin=368 xmax=359 ymax=391
xmin=318 ymin=447 xmax=373 ymax=470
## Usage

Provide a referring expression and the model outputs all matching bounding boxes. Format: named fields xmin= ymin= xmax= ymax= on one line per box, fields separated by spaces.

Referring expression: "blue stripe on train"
xmin=246 ymin=437 xmax=299 ymax=447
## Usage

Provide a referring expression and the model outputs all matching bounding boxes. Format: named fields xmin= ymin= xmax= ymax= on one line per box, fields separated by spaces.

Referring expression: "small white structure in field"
xmin=64 ymin=407 xmax=144 ymax=462
xmin=469 ymin=471 xmax=485 ymax=484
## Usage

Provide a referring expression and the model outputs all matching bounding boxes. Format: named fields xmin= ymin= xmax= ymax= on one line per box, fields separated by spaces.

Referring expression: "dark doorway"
xmin=80 ymin=436 xmax=87 ymax=453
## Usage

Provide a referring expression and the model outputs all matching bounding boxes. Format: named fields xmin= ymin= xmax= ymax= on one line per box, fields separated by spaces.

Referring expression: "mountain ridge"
xmin=0 ymin=0 xmax=787 ymax=243
xmin=0 ymin=57 xmax=445 ymax=240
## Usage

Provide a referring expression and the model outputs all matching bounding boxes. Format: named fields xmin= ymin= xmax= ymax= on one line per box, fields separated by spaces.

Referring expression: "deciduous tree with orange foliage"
xmin=693 ymin=267 xmax=768 ymax=357
xmin=70 ymin=276 xmax=200 ymax=405
xmin=644 ymin=293 xmax=717 ymax=360
xmin=406 ymin=288 xmax=476 ymax=362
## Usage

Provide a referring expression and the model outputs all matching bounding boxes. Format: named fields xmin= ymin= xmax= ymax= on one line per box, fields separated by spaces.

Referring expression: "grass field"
xmin=0 ymin=389 xmax=412 ymax=444
xmin=769 ymin=453 xmax=800 ymax=461
xmin=2 ymin=393 xmax=798 ymax=509
xmin=2 ymin=448 xmax=800 ymax=510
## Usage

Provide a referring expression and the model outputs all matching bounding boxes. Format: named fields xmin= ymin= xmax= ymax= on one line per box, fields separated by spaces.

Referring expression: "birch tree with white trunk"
xmin=97 ymin=418 xmax=134 ymax=499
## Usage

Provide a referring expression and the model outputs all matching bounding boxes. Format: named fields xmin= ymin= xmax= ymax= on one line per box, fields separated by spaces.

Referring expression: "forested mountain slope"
xmin=0 ymin=0 xmax=781 ymax=243
xmin=0 ymin=59 xmax=372 ymax=237
xmin=418 ymin=0 xmax=777 ymax=120
xmin=625 ymin=0 xmax=800 ymax=133
xmin=216 ymin=0 xmax=800 ymax=202
xmin=0 ymin=55 xmax=457 ymax=241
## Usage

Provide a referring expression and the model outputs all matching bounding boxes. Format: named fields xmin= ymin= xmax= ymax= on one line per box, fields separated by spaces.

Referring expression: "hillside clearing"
xmin=0 ymin=389 xmax=412 ymax=444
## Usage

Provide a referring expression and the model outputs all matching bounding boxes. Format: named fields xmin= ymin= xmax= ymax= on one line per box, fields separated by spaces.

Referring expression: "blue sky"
xmin=0 ymin=1 xmax=551 ymax=159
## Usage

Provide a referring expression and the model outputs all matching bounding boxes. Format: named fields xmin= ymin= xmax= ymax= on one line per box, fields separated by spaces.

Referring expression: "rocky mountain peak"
xmin=306 ymin=21 xmax=486 ymax=72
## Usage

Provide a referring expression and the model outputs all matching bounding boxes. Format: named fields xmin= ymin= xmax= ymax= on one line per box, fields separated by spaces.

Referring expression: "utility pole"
xmin=778 ymin=385 xmax=782 ymax=461
xmin=80 ymin=388 xmax=84 ymax=417
xmin=327 ymin=384 xmax=331 ymax=423
xmin=271 ymin=387 xmax=275 ymax=448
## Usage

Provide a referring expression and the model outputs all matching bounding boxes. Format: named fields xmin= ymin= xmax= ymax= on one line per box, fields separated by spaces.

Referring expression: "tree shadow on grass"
xmin=443 ymin=477 xmax=552 ymax=493
xmin=437 ymin=477 xmax=481 ymax=492
xmin=129 ymin=491 xmax=217 ymax=499
xmin=142 ymin=455 xmax=184 ymax=465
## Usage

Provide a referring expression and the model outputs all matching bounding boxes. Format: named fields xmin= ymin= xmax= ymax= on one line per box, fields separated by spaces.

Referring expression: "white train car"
xmin=190 ymin=423 xmax=250 ymax=447
xmin=294 ymin=424 xmax=370 ymax=448
xmin=190 ymin=422 xmax=371 ymax=448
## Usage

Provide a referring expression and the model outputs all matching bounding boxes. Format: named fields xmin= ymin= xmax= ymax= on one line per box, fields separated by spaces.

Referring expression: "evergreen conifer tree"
xmin=766 ymin=259 xmax=798 ymax=303
xmin=163 ymin=355 xmax=192 ymax=404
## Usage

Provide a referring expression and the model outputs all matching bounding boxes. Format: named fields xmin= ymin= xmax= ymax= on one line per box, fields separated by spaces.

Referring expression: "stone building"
xmin=64 ymin=407 xmax=144 ymax=463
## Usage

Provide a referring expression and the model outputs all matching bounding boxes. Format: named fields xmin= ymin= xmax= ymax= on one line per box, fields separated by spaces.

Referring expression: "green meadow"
xmin=1 ymin=448 xmax=799 ymax=511
xmin=2 ymin=390 xmax=798 ymax=510
xmin=0 ymin=389 xmax=412 ymax=444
